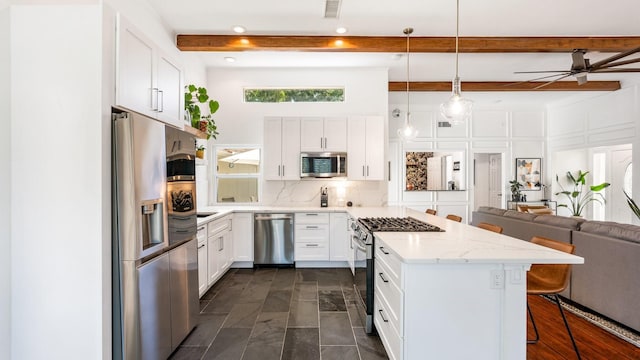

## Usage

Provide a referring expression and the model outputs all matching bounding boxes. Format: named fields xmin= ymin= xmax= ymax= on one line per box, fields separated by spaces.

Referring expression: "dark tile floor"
xmin=170 ymin=268 xmax=388 ymax=360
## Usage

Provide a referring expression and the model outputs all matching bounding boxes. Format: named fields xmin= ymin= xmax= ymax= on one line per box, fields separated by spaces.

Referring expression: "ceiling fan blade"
xmin=589 ymin=46 xmax=640 ymax=69
xmin=595 ymin=57 xmax=640 ymax=69
xmin=590 ymin=68 xmax=640 ymax=73
xmin=512 ymin=72 xmax=573 ymax=83
xmin=533 ymin=73 xmax=574 ymax=90
xmin=514 ymin=70 xmax=568 ymax=74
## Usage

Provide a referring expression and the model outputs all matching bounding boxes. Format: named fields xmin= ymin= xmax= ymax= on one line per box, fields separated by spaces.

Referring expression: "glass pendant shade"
xmin=397 ymin=112 xmax=418 ymax=140
xmin=440 ymin=77 xmax=473 ymax=125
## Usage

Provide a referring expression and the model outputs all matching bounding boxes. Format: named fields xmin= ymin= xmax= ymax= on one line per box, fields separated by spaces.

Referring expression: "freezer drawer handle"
xmin=378 ymin=272 xmax=389 ymax=283
xmin=378 ymin=309 xmax=389 ymax=323
xmin=306 ymin=225 xmax=319 ymax=229
xmin=305 ymin=244 xmax=319 ymax=247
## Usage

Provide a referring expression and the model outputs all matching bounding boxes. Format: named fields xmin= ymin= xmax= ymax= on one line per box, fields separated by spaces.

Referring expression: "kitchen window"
xmin=215 ymin=147 xmax=260 ymax=203
xmin=244 ymin=88 xmax=344 ymax=103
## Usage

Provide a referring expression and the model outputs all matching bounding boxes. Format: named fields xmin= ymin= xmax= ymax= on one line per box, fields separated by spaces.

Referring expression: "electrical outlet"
xmin=490 ymin=270 xmax=505 ymax=289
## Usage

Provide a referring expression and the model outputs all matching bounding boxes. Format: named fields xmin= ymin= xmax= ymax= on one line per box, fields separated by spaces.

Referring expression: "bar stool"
xmin=425 ymin=209 xmax=437 ymax=216
xmin=477 ymin=222 xmax=503 ymax=234
xmin=527 ymin=236 xmax=581 ymax=360
xmin=445 ymin=214 xmax=462 ymax=222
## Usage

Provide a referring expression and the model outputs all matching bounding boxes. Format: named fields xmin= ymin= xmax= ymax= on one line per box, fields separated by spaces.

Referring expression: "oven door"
xmin=352 ymin=235 xmax=374 ymax=333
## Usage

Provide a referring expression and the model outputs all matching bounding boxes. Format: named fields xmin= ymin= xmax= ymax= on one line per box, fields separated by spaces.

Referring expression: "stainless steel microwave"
xmin=300 ymin=152 xmax=347 ymax=178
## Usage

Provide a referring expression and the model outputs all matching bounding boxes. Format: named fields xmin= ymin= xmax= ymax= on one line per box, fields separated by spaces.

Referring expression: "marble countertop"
xmin=370 ymin=207 xmax=584 ymax=265
xmin=195 ymin=205 xmax=584 ymax=266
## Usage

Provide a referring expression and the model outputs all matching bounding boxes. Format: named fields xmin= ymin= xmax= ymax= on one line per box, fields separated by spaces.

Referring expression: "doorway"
xmin=609 ymin=147 xmax=633 ymax=223
xmin=473 ymin=153 xmax=503 ymax=210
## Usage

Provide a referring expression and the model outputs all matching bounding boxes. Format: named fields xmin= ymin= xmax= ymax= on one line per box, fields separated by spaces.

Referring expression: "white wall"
xmin=389 ymin=92 xmax=547 ymax=221
xmin=11 ymin=5 xmax=104 ymax=359
xmin=0 ymin=6 xmax=11 ymax=360
xmin=547 ymin=85 xmax=640 ymax=221
xmin=205 ymin=67 xmax=390 ymax=206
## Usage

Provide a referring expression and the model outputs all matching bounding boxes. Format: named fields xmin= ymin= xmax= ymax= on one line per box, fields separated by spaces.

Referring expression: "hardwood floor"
xmin=526 ymin=295 xmax=640 ymax=359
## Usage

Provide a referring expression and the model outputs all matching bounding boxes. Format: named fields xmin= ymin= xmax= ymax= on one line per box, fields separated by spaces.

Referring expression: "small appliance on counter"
xmin=320 ymin=187 xmax=328 ymax=207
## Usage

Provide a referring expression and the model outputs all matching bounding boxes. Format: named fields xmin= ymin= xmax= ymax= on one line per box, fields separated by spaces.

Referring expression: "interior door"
xmin=489 ymin=154 xmax=502 ymax=208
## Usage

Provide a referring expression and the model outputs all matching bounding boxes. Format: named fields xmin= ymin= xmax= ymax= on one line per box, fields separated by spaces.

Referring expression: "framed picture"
xmin=515 ymin=158 xmax=541 ymax=191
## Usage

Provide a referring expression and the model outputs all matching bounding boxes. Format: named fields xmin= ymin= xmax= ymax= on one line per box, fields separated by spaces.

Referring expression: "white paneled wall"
xmin=0 ymin=6 xmax=10 ymax=360
xmin=389 ymin=92 xmax=547 ymax=222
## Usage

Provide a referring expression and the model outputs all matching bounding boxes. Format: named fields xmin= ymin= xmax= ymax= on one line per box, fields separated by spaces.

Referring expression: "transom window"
xmin=244 ymin=88 xmax=344 ymax=103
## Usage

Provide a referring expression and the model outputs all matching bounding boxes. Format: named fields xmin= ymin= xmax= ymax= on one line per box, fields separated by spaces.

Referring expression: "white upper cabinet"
xmin=347 ymin=116 xmax=384 ymax=180
xmin=300 ymin=117 xmax=347 ymax=152
xmin=264 ymin=117 xmax=301 ymax=180
xmin=115 ymin=14 xmax=183 ymax=129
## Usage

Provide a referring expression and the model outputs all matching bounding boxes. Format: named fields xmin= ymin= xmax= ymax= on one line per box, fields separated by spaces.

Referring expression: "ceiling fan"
xmin=515 ymin=47 xmax=640 ymax=88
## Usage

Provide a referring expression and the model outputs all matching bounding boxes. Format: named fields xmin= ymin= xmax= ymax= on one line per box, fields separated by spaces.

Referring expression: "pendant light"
xmin=440 ymin=0 xmax=472 ymax=125
xmin=397 ymin=27 xmax=419 ymax=141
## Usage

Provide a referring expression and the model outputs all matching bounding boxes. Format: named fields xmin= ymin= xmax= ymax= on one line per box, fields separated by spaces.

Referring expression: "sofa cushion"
xmin=503 ymin=210 xmax=537 ymax=221
xmin=533 ymin=215 xmax=583 ymax=230
xmin=580 ymin=221 xmax=640 ymax=244
xmin=477 ymin=206 xmax=507 ymax=216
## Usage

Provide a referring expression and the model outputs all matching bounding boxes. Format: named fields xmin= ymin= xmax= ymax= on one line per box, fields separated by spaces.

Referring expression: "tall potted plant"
xmin=185 ymin=84 xmax=220 ymax=140
xmin=555 ymin=170 xmax=610 ymax=217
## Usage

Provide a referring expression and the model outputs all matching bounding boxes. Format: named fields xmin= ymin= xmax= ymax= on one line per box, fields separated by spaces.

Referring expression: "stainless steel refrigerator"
xmin=112 ymin=109 xmax=198 ymax=360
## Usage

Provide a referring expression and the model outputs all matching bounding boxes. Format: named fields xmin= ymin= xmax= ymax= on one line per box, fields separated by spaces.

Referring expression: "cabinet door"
xmin=207 ymin=236 xmax=220 ymax=285
xmin=365 ymin=116 xmax=385 ymax=180
xmin=156 ymin=52 xmax=183 ymax=128
xmin=300 ymin=117 xmax=324 ymax=152
xmin=323 ymin=117 xmax=347 ymax=152
xmin=347 ymin=116 xmax=367 ymax=180
xmin=115 ymin=15 xmax=155 ymax=119
xmin=330 ymin=213 xmax=349 ymax=261
xmin=232 ymin=213 xmax=254 ymax=262
xmin=281 ymin=117 xmax=301 ymax=180
xmin=197 ymin=241 xmax=207 ymax=297
xmin=263 ymin=117 xmax=283 ymax=180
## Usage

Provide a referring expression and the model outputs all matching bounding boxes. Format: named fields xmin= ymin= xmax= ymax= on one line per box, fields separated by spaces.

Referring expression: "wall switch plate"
xmin=490 ymin=270 xmax=505 ymax=289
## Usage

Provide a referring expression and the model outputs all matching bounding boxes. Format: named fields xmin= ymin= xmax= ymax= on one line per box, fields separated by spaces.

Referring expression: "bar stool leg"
xmin=553 ymin=294 xmax=582 ymax=360
xmin=527 ymin=301 xmax=539 ymax=344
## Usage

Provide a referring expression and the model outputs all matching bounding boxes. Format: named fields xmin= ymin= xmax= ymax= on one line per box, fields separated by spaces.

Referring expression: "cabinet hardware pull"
xmin=379 ymin=247 xmax=389 ymax=255
xmin=197 ymin=226 xmax=206 ymax=231
xmin=278 ymin=165 xmax=281 ymax=176
xmin=388 ymin=161 xmax=391 ymax=181
xmin=151 ymin=88 xmax=159 ymax=111
xmin=158 ymin=90 xmax=164 ymax=112
xmin=367 ymin=166 xmax=369 ymax=177
xmin=324 ymin=137 xmax=327 ymax=149
xmin=282 ymin=165 xmax=285 ymax=176
xmin=320 ymin=138 xmax=323 ymax=148
xmin=197 ymin=244 xmax=205 ymax=249
xmin=306 ymin=244 xmax=319 ymax=247
xmin=306 ymin=225 xmax=318 ymax=229
xmin=378 ymin=272 xmax=389 ymax=283
xmin=362 ymin=166 xmax=365 ymax=177
xmin=378 ymin=309 xmax=389 ymax=322
xmin=306 ymin=213 xmax=318 ymax=216
xmin=219 ymin=237 xmax=224 ymax=251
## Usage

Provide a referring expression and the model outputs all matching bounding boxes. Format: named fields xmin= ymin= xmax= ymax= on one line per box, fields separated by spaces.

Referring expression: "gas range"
xmin=352 ymin=216 xmax=444 ymax=245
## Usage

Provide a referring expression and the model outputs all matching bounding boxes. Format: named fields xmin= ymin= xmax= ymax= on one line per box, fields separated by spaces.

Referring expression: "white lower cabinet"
xmin=295 ymin=213 xmax=330 ymax=261
xmin=329 ymin=212 xmax=349 ymax=261
xmin=374 ymin=241 xmax=404 ymax=360
xmin=232 ymin=212 xmax=253 ymax=262
xmin=197 ymin=224 xmax=208 ymax=297
xmin=198 ymin=215 xmax=233 ymax=298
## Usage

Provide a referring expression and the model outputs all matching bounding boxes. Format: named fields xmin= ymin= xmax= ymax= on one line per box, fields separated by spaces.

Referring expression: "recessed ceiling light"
xmin=224 ymin=57 xmax=236 ymax=63
xmin=232 ymin=25 xmax=246 ymax=33
xmin=336 ymin=27 xmax=347 ymax=34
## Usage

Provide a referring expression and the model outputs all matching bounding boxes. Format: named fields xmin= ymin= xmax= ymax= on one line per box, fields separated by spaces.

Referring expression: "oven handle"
xmin=352 ymin=236 xmax=367 ymax=252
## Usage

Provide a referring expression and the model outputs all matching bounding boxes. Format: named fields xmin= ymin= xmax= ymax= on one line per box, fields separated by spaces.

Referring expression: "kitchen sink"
xmin=196 ymin=212 xmax=217 ymax=218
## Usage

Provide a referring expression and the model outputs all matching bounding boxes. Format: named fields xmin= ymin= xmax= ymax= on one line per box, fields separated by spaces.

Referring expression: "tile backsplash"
xmin=262 ymin=180 xmax=387 ymax=207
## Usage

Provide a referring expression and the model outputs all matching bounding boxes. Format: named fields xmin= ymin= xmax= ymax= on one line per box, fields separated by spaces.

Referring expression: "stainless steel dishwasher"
xmin=254 ymin=213 xmax=294 ymax=265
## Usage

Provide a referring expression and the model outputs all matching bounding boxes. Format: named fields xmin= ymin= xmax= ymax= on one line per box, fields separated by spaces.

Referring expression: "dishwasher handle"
xmin=254 ymin=213 xmax=294 ymax=221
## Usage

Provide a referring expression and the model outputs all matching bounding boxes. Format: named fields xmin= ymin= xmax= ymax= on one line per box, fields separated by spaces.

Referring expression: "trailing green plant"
xmin=185 ymin=84 xmax=220 ymax=140
xmin=623 ymin=190 xmax=640 ymax=221
xmin=509 ymin=179 xmax=523 ymax=201
xmin=555 ymin=170 xmax=610 ymax=217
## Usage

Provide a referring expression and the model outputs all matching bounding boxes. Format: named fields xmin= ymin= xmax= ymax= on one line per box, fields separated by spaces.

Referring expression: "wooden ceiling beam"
xmin=388 ymin=81 xmax=621 ymax=91
xmin=177 ymin=35 xmax=640 ymax=53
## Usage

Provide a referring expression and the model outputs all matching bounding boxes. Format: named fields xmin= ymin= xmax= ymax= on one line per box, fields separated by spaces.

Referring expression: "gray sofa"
xmin=471 ymin=207 xmax=640 ymax=332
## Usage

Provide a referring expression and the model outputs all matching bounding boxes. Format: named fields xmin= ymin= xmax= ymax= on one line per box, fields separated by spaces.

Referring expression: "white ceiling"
xmin=148 ymin=0 xmax=640 ymax=104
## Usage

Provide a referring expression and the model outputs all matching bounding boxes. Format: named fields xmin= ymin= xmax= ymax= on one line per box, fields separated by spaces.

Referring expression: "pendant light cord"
xmin=455 ymin=0 xmax=459 ymax=78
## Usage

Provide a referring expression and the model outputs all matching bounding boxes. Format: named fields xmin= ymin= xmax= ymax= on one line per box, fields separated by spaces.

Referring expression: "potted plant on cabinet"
xmin=509 ymin=179 xmax=523 ymax=201
xmin=196 ymin=145 xmax=205 ymax=159
xmin=555 ymin=170 xmax=610 ymax=217
xmin=184 ymin=84 xmax=220 ymax=140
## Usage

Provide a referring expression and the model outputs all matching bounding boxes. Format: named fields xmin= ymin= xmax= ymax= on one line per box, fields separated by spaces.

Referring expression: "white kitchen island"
xmin=348 ymin=207 xmax=584 ymax=360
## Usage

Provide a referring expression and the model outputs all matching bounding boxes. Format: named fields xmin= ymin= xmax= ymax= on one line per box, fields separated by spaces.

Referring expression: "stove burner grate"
xmin=358 ymin=217 xmax=444 ymax=232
